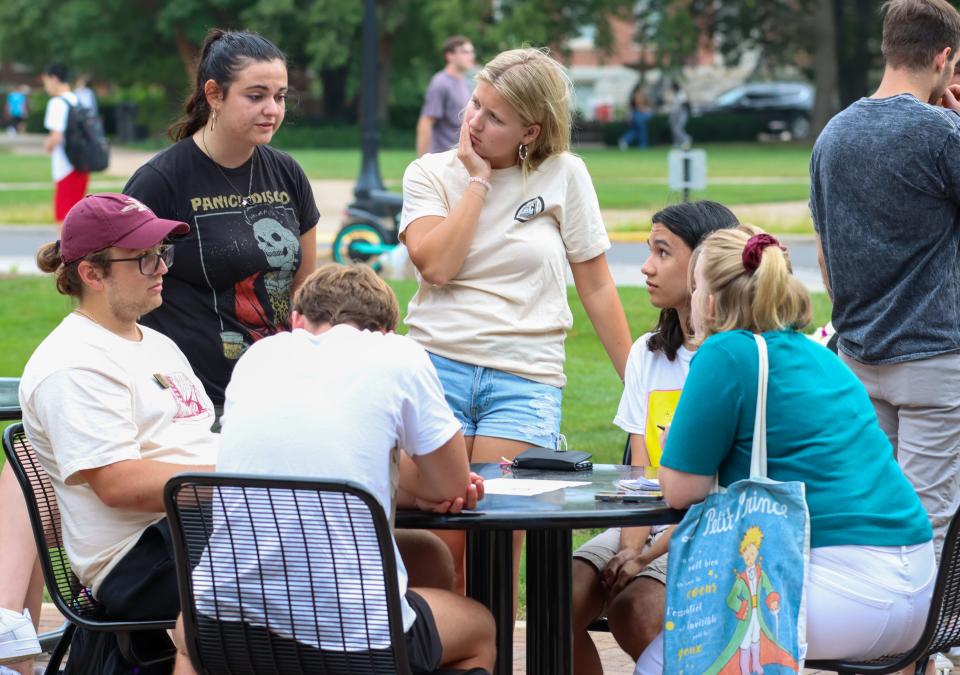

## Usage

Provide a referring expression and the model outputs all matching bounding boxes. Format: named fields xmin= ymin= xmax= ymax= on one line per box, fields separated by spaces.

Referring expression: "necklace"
xmin=73 ymin=308 xmax=99 ymax=325
xmin=201 ymin=126 xmax=257 ymax=207
xmin=74 ymin=309 xmax=142 ymax=340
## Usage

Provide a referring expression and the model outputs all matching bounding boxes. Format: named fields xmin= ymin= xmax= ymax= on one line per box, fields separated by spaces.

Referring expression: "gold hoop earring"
xmin=518 ymin=144 xmax=528 ymax=162
xmin=210 ymin=110 xmax=217 ymax=132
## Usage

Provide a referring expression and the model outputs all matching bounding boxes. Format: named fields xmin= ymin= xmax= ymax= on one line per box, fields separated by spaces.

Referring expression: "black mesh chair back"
xmin=806 ymin=507 xmax=960 ymax=674
xmin=164 ymin=472 xmax=413 ymax=675
xmin=1 ymin=423 xmax=175 ymax=672
xmin=3 ymin=423 xmax=108 ymax=622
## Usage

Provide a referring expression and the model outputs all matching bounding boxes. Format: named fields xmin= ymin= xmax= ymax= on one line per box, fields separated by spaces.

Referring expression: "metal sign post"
xmin=668 ymin=149 xmax=707 ymax=202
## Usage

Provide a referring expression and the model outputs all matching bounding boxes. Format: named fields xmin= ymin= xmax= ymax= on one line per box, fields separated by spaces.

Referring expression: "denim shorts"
xmin=428 ymin=352 xmax=563 ymax=450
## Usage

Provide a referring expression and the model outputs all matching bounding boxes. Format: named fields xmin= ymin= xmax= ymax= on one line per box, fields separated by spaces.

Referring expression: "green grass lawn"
xmin=0 ymin=142 xmax=813 ymax=223
xmin=0 ymin=150 xmax=53 ymax=183
xmin=287 ymin=144 xmax=813 ymax=210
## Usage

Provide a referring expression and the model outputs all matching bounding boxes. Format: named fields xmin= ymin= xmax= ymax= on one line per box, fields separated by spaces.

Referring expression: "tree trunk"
xmin=812 ymin=0 xmax=840 ymax=136
xmin=839 ymin=0 xmax=877 ymax=104
xmin=172 ymin=26 xmax=199 ymax=84
xmin=321 ymin=66 xmax=353 ymax=122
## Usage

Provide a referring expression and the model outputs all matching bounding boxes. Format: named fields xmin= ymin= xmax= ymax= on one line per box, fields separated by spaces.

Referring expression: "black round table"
xmin=397 ymin=462 xmax=684 ymax=675
xmin=0 ymin=377 xmax=20 ymax=421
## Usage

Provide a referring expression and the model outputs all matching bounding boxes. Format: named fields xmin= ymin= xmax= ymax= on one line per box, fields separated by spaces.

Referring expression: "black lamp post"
xmin=354 ymin=0 xmax=386 ymax=208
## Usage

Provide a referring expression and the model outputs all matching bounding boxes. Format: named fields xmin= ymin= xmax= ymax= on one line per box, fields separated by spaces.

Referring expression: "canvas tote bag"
xmin=663 ymin=334 xmax=810 ymax=675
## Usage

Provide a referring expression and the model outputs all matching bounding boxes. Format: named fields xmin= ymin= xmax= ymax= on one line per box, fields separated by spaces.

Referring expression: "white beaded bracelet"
xmin=468 ymin=176 xmax=492 ymax=192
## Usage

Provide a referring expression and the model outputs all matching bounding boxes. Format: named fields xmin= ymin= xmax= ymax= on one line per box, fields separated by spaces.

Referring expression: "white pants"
xmin=634 ymin=542 xmax=936 ymax=674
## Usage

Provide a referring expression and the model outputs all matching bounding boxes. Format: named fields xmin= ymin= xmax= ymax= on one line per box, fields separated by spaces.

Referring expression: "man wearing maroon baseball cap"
xmin=58 ymin=192 xmax=190 ymax=264
xmin=10 ymin=192 xmax=219 ymax=669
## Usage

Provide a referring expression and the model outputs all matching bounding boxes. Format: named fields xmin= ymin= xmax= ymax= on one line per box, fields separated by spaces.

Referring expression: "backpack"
xmin=59 ymin=95 xmax=109 ymax=173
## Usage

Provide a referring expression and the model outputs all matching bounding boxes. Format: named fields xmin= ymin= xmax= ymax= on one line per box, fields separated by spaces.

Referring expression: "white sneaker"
xmin=935 ymin=652 xmax=953 ymax=675
xmin=0 ymin=608 xmax=40 ymax=664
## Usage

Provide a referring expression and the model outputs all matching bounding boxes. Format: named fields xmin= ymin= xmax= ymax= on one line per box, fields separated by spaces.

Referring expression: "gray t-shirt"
xmin=420 ymin=71 xmax=471 ymax=154
xmin=809 ymin=94 xmax=960 ymax=364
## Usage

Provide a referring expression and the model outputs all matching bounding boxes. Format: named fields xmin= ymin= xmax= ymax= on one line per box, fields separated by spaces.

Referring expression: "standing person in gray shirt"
xmin=416 ymin=36 xmax=475 ymax=156
xmin=809 ymin=0 xmax=960 ymax=558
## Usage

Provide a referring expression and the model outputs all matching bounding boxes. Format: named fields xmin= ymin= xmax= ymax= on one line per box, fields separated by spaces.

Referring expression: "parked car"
xmin=694 ymin=82 xmax=814 ymax=139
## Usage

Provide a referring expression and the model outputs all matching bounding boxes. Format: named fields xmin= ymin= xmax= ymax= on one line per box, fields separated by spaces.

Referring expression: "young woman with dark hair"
xmin=124 ymin=28 xmax=318 ymax=409
xmin=571 ymin=200 xmax=740 ymax=675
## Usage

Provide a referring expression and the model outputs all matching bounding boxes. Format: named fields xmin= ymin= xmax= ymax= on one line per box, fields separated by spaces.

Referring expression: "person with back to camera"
xmin=810 ymin=0 xmax=960 ymax=568
xmin=571 ymin=201 xmax=741 ymax=675
xmin=41 ymin=63 xmax=88 ymax=227
xmin=122 ymin=28 xmax=318 ymax=414
xmin=400 ymin=47 xmax=633 ymax=598
xmin=169 ymin=263 xmax=496 ymax=675
xmin=632 ymin=225 xmax=936 ymax=673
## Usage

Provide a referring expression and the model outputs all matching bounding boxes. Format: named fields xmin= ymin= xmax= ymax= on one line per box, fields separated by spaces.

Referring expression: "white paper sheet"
xmin=482 ymin=478 xmax=590 ymax=496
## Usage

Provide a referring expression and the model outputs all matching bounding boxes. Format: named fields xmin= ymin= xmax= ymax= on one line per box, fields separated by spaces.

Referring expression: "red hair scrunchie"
xmin=742 ymin=233 xmax=785 ymax=275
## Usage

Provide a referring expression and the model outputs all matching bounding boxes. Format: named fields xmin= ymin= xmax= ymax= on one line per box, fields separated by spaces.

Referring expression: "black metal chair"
xmin=0 ymin=393 xmax=71 ymax=662
xmin=2 ymin=423 xmax=176 ymax=673
xmin=164 ymin=472 xmax=416 ymax=675
xmin=806 ymin=507 xmax=960 ymax=675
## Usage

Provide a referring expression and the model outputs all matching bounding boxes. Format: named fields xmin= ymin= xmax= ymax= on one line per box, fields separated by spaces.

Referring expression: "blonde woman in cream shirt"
xmin=401 ymin=47 xmax=632 ymax=598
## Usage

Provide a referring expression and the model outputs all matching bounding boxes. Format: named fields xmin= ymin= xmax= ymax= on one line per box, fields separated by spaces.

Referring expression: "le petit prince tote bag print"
xmin=663 ymin=334 xmax=810 ymax=675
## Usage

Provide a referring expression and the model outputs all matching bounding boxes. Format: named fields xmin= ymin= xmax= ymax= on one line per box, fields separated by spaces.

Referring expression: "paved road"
xmin=0 ymin=226 xmax=822 ymax=291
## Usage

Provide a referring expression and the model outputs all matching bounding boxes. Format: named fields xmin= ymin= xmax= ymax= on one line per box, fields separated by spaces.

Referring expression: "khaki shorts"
xmin=573 ymin=527 xmax=668 ymax=585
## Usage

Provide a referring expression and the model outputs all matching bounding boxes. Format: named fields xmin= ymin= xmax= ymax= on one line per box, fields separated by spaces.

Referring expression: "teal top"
xmin=661 ymin=329 xmax=932 ymax=549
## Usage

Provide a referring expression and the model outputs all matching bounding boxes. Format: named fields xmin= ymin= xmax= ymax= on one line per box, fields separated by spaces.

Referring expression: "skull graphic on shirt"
xmin=252 ymin=217 xmax=297 ymax=320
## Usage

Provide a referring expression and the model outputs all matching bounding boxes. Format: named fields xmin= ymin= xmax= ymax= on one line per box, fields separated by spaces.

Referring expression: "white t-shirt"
xmin=614 ymin=332 xmax=693 ymax=466
xmin=400 ymin=150 xmax=610 ymax=387
xmin=19 ymin=313 xmax=219 ymax=595
xmin=44 ymin=92 xmax=80 ymax=181
xmin=199 ymin=325 xmax=461 ymax=648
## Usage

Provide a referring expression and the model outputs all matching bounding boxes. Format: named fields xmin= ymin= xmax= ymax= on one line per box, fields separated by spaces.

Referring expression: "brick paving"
xmin=28 ymin=603 xmax=891 ymax=675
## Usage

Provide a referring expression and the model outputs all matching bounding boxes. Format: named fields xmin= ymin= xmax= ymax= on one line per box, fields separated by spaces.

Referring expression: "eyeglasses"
xmin=106 ymin=245 xmax=174 ymax=275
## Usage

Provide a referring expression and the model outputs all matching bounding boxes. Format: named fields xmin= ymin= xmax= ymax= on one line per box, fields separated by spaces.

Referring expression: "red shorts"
xmin=54 ymin=170 xmax=89 ymax=222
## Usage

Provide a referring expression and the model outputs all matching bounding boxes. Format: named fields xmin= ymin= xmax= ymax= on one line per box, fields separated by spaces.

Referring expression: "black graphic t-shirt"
xmin=124 ymin=138 xmax=319 ymax=404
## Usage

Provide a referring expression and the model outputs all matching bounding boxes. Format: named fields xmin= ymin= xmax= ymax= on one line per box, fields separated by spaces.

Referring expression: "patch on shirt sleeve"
xmin=164 ymin=372 xmax=212 ymax=420
xmin=515 ymin=196 xmax=545 ymax=222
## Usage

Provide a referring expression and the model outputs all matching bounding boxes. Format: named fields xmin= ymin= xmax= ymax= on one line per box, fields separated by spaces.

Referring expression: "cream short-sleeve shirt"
xmin=400 ymin=150 xmax=610 ymax=387
xmin=19 ymin=314 xmax=219 ymax=595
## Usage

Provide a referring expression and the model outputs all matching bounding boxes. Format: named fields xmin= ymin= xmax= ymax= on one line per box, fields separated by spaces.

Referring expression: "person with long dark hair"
xmin=571 ymin=201 xmax=740 ymax=675
xmin=123 ymin=28 xmax=318 ymax=411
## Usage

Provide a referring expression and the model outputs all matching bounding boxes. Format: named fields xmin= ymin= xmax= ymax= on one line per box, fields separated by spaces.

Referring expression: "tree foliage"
xmin=635 ymin=0 xmax=824 ymax=76
xmin=0 ymin=0 xmax=636 ymax=126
